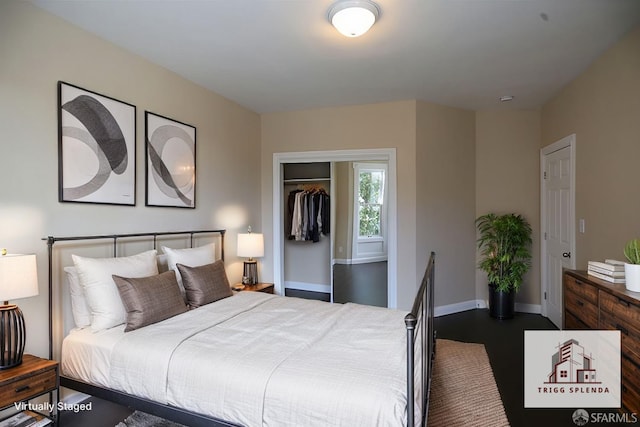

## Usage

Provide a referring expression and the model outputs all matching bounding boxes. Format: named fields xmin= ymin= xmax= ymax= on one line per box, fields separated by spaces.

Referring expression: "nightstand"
xmin=0 ymin=354 xmax=59 ymax=425
xmin=232 ymin=282 xmax=275 ymax=294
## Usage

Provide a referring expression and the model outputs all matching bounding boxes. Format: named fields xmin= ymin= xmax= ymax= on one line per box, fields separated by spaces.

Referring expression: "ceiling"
xmin=32 ymin=0 xmax=640 ymax=114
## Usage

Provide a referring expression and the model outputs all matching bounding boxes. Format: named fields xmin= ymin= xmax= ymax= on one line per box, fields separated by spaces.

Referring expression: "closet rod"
xmin=283 ymin=178 xmax=330 ymax=184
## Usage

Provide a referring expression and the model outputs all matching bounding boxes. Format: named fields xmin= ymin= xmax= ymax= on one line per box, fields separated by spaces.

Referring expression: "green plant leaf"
xmin=476 ymin=213 xmax=532 ymax=292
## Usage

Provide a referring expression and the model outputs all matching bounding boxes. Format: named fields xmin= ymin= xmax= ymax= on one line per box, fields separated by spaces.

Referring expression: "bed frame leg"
xmin=405 ymin=314 xmax=416 ymax=427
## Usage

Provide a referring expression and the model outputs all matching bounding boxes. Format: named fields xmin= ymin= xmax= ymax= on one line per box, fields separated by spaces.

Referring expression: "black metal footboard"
xmin=405 ymin=252 xmax=436 ymax=427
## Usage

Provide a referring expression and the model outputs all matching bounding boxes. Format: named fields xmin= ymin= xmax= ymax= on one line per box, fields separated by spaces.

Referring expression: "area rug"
xmin=427 ymin=339 xmax=510 ymax=427
xmin=115 ymin=411 xmax=186 ymax=427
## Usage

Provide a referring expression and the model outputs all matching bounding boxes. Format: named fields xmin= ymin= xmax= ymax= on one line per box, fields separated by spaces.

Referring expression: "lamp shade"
xmin=0 ymin=254 xmax=39 ymax=302
xmin=237 ymin=234 xmax=264 ymax=259
xmin=329 ymin=0 xmax=380 ymax=38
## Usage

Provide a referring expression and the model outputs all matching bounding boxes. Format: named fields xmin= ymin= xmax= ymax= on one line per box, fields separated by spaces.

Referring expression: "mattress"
xmin=61 ymin=292 xmax=412 ymax=427
xmin=61 ymin=324 xmax=125 ymax=388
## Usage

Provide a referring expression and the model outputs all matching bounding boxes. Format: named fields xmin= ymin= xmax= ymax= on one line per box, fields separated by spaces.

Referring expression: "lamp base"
xmin=0 ymin=304 xmax=25 ymax=369
xmin=243 ymin=260 xmax=258 ymax=285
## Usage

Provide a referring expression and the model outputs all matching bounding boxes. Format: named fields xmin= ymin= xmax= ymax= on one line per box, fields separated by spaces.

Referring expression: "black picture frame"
xmin=145 ymin=111 xmax=196 ymax=208
xmin=58 ymin=81 xmax=136 ymax=206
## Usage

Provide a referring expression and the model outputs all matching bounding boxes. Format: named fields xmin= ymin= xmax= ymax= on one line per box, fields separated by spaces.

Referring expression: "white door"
xmin=541 ymin=136 xmax=575 ymax=328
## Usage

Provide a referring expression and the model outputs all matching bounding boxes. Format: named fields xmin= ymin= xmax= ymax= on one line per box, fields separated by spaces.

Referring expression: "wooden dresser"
xmin=563 ymin=270 xmax=640 ymax=413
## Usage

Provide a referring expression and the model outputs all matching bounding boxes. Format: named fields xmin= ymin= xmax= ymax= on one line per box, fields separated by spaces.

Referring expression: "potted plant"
xmin=476 ymin=213 xmax=532 ymax=319
xmin=624 ymin=238 xmax=640 ymax=292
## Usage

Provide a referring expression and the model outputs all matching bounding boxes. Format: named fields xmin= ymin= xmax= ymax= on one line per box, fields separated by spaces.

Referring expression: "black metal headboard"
xmin=44 ymin=229 xmax=226 ymax=361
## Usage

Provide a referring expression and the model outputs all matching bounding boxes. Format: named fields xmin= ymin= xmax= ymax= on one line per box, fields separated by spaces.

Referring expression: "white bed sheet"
xmin=61 ymin=292 xmax=412 ymax=427
xmin=61 ymin=324 xmax=125 ymax=388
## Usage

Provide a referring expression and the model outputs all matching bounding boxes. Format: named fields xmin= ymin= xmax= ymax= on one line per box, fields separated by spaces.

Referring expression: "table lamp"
xmin=237 ymin=227 xmax=264 ymax=286
xmin=0 ymin=252 xmax=39 ymax=369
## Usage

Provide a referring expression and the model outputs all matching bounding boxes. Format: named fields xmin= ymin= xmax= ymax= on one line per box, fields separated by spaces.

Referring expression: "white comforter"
xmin=104 ymin=293 xmax=409 ymax=426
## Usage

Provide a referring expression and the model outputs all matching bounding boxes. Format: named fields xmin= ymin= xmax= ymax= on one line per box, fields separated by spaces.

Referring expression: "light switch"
xmin=579 ymin=219 xmax=585 ymax=234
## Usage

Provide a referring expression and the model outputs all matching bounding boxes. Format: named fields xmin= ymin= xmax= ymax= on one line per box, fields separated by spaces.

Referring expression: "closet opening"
xmin=272 ymin=149 xmax=397 ymax=308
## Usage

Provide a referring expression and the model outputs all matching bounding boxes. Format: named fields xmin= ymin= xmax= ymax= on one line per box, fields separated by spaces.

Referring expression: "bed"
xmin=45 ymin=230 xmax=435 ymax=427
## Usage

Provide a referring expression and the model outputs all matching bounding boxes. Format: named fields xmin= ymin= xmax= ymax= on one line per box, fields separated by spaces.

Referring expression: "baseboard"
xmin=515 ymin=302 xmax=542 ymax=314
xmin=434 ymin=300 xmax=485 ymax=317
xmin=434 ymin=300 xmax=542 ymax=317
xmin=284 ymin=280 xmax=331 ymax=294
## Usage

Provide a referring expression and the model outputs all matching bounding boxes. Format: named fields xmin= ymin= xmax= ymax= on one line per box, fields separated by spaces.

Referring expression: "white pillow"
xmin=156 ymin=253 xmax=169 ymax=273
xmin=72 ymin=250 xmax=158 ymax=332
xmin=162 ymin=244 xmax=216 ymax=292
xmin=64 ymin=266 xmax=91 ymax=329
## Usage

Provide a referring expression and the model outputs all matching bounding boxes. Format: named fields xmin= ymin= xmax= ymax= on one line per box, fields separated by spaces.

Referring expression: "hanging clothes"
xmin=286 ymin=187 xmax=330 ymax=242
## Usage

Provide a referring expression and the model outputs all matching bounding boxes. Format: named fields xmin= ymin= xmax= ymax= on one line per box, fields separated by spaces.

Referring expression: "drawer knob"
xmin=15 ymin=385 xmax=30 ymax=393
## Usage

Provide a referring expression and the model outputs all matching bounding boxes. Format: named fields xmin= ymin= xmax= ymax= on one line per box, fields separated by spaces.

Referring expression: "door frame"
xmin=352 ymin=162 xmax=388 ymax=263
xmin=273 ymin=148 xmax=398 ymax=308
xmin=540 ymin=134 xmax=576 ymax=321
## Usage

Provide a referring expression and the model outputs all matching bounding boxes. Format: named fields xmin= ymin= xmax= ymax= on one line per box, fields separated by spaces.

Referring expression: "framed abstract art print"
xmin=145 ymin=111 xmax=196 ymax=208
xmin=58 ymin=81 xmax=136 ymax=205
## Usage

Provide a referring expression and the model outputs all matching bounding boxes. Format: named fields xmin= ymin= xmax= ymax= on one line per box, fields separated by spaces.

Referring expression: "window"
xmin=560 ymin=370 xmax=567 ymax=378
xmin=355 ymin=163 xmax=386 ymax=239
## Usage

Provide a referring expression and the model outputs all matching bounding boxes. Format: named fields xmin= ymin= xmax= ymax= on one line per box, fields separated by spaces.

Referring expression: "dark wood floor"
xmin=59 ymin=396 xmax=132 ymax=427
xmin=434 ymin=309 xmax=623 ymax=427
xmin=60 ymin=308 xmax=626 ymax=427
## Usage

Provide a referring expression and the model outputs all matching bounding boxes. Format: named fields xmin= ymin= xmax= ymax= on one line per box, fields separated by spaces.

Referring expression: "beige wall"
xmin=0 ymin=1 xmax=261 ymax=359
xmin=475 ymin=110 xmax=542 ymax=306
xmin=261 ymin=100 xmax=477 ymax=310
xmin=542 ymin=25 xmax=640 ymax=268
xmin=416 ymin=101 xmax=477 ymax=307
xmin=261 ymin=100 xmax=418 ymax=309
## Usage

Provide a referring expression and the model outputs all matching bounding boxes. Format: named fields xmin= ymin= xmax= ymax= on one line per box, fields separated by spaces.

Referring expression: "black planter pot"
xmin=488 ymin=284 xmax=515 ymax=319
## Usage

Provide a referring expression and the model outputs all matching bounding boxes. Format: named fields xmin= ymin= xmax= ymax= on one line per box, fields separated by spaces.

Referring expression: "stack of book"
xmin=587 ymin=259 xmax=626 ymax=283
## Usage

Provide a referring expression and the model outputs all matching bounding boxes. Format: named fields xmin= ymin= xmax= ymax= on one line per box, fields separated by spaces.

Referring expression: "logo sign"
xmin=524 ymin=330 xmax=620 ymax=408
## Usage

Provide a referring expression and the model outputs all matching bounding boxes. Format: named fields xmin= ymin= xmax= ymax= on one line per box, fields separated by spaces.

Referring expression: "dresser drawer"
xmin=564 ymin=309 xmax=592 ymax=329
xmin=600 ymin=290 xmax=640 ymax=328
xmin=623 ymin=383 xmax=640 ymax=415
xmin=600 ymin=310 xmax=640 ymax=359
xmin=622 ymin=358 xmax=640 ymax=415
xmin=564 ymin=289 xmax=598 ymax=329
xmin=565 ymin=274 xmax=598 ymax=305
xmin=622 ymin=352 xmax=640 ymax=391
xmin=0 ymin=367 xmax=57 ymax=408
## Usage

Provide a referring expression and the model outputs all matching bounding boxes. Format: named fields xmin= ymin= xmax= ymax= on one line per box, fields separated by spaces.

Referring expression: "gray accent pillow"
xmin=112 ymin=270 xmax=188 ymax=332
xmin=176 ymin=260 xmax=233 ymax=308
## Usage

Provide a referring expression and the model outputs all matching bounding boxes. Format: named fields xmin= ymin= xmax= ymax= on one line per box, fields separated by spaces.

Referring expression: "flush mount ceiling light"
xmin=328 ymin=0 xmax=380 ymax=38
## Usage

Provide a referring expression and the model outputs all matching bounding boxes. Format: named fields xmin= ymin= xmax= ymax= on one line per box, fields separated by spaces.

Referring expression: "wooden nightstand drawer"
xmin=234 ymin=283 xmax=274 ymax=294
xmin=0 ymin=355 xmax=59 ymax=412
xmin=0 ymin=368 xmax=57 ymax=408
